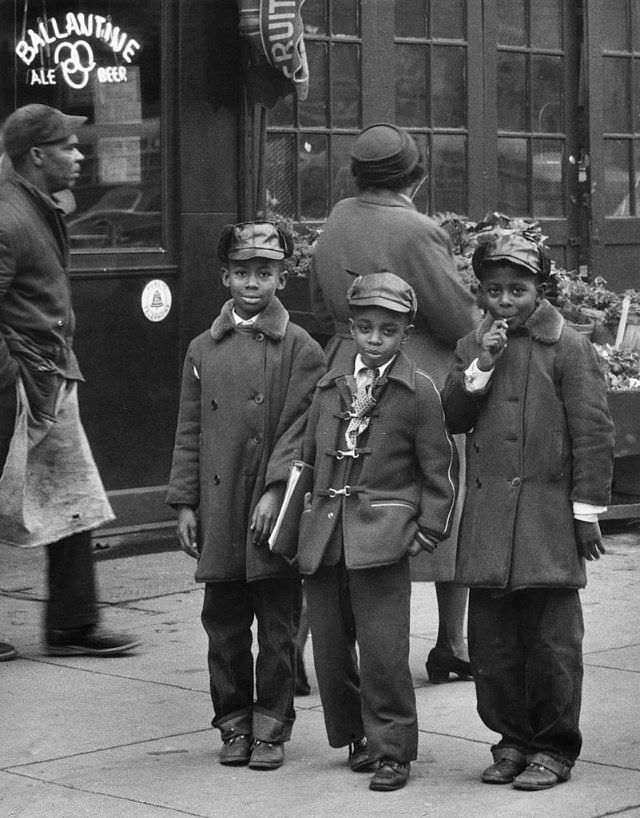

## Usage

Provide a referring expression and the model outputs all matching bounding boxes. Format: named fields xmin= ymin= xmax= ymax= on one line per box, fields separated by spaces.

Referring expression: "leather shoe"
xmin=219 ymin=734 xmax=251 ymax=766
xmin=348 ymin=737 xmax=376 ymax=772
xmin=249 ymin=740 xmax=284 ymax=770
xmin=46 ymin=625 xmax=140 ymax=656
xmin=513 ymin=762 xmax=565 ymax=790
xmin=369 ymin=759 xmax=410 ymax=791
xmin=426 ymin=647 xmax=472 ymax=683
xmin=0 ymin=641 xmax=17 ymax=662
xmin=482 ymin=757 xmax=527 ymax=784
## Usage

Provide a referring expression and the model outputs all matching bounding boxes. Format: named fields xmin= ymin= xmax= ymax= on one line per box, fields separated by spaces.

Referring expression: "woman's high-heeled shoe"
xmin=426 ymin=647 xmax=473 ymax=683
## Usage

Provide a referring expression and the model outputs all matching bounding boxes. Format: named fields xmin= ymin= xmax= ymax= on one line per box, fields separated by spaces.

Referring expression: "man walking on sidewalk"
xmin=0 ymin=104 xmax=139 ymax=660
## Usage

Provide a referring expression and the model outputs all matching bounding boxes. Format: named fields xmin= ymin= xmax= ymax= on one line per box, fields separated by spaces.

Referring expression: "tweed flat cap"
xmin=2 ymin=104 xmax=86 ymax=160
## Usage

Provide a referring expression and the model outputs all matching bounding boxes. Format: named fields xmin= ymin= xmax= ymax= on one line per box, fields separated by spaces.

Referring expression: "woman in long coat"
xmin=310 ymin=123 xmax=480 ymax=680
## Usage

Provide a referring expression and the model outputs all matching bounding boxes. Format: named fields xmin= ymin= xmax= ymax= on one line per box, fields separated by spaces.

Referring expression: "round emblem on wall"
xmin=141 ymin=279 xmax=172 ymax=322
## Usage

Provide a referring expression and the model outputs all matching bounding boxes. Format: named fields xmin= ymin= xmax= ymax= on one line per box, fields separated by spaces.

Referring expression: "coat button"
xmin=255 ymin=332 xmax=265 ymax=342
xmin=328 ymin=512 xmax=334 ymax=519
xmin=213 ymin=474 xmax=220 ymax=485
xmin=56 ymin=319 xmax=64 ymax=327
xmin=254 ymin=393 xmax=265 ymax=404
xmin=211 ymin=399 xmax=218 ymax=410
xmin=511 ymin=477 xmax=521 ymax=487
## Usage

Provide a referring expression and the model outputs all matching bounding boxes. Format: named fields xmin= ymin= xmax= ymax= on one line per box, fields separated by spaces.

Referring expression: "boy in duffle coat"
xmin=297 ymin=272 xmax=458 ymax=792
xmin=166 ymin=222 xmax=325 ymax=771
xmin=442 ymin=230 xmax=615 ymax=791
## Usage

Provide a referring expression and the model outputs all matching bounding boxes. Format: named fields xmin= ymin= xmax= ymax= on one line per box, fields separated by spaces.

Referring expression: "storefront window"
xmin=0 ymin=0 xmax=162 ymax=250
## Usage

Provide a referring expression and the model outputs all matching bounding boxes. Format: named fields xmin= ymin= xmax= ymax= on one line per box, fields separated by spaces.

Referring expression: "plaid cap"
xmin=2 ymin=104 xmax=86 ymax=160
xmin=218 ymin=221 xmax=293 ymax=261
xmin=475 ymin=231 xmax=545 ymax=277
xmin=347 ymin=272 xmax=417 ymax=321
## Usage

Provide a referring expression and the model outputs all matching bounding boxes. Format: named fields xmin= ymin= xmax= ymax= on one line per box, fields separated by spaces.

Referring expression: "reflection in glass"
xmin=332 ymin=0 xmax=358 ymax=36
xmin=395 ymin=0 xmax=426 ymax=38
xmin=332 ymin=44 xmax=361 ymax=128
xmin=270 ymin=95 xmax=295 ymax=128
xmin=433 ymin=134 xmax=467 ymax=214
xmin=605 ymin=139 xmax=632 ymax=215
xmin=497 ymin=53 xmax=527 ymax=131
xmin=332 ymin=134 xmax=358 ymax=205
xmin=432 ymin=0 xmax=465 ymax=39
xmin=532 ymin=139 xmax=564 ymax=216
xmin=303 ymin=0 xmax=328 ymax=35
xmin=601 ymin=2 xmax=629 ymax=50
xmin=604 ymin=58 xmax=631 ymax=133
xmin=300 ymin=134 xmax=328 ymax=220
xmin=497 ymin=0 xmax=526 ymax=46
xmin=531 ymin=0 xmax=562 ymax=49
xmin=532 ymin=56 xmax=563 ymax=133
xmin=432 ymin=46 xmax=466 ymax=128
xmin=265 ymin=134 xmax=297 ymax=216
xmin=299 ymin=41 xmax=329 ymax=127
xmin=498 ymin=138 xmax=528 ymax=214
xmin=396 ymin=45 xmax=427 ymax=127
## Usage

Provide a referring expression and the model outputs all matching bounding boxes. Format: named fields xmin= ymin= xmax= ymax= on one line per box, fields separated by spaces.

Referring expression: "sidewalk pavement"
xmin=2 ymin=523 xmax=640 ymax=818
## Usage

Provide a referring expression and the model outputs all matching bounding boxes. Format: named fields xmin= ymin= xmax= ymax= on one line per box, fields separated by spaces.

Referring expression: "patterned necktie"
xmin=345 ymin=367 xmax=379 ymax=449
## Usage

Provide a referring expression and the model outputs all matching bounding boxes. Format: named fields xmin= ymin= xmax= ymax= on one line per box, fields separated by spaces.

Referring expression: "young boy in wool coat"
xmin=166 ymin=222 xmax=325 ymax=770
xmin=442 ymin=230 xmax=615 ymax=791
xmin=297 ymin=272 xmax=458 ymax=792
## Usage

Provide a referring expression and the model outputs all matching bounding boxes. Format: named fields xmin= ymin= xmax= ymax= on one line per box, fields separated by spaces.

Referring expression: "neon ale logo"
xmin=15 ymin=12 xmax=141 ymax=89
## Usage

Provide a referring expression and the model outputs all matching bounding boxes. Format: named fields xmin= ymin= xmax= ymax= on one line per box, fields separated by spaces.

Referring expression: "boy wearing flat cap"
xmin=297 ymin=272 xmax=458 ymax=791
xmin=442 ymin=230 xmax=615 ymax=790
xmin=166 ymin=221 xmax=325 ymax=770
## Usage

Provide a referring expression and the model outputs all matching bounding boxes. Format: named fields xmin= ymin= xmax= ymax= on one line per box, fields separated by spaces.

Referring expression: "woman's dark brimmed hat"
xmin=350 ymin=123 xmax=421 ymax=186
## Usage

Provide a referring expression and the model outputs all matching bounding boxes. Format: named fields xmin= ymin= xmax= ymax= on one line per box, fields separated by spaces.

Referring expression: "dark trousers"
xmin=0 ymin=382 xmax=98 ymax=634
xmin=305 ymin=557 xmax=418 ymax=763
xmin=201 ymin=577 xmax=300 ymax=743
xmin=468 ymin=587 xmax=584 ymax=768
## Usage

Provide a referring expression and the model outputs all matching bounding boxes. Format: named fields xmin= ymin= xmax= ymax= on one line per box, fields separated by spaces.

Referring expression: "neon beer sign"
xmin=15 ymin=13 xmax=141 ymax=89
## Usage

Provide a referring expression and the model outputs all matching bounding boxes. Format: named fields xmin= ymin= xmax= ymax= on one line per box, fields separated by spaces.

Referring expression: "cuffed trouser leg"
xmin=203 ymin=578 xmax=298 ymax=743
xmin=46 ymin=531 xmax=99 ymax=631
xmin=469 ymin=587 xmax=583 ymax=769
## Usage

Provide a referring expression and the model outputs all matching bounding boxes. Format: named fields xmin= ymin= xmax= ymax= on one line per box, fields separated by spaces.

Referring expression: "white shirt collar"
xmin=232 ymin=309 xmax=259 ymax=326
xmin=353 ymin=353 xmax=395 ymax=379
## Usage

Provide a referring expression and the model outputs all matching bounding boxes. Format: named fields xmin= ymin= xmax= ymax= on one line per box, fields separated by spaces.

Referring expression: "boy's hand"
xmin=251 ymin=484 xmax=286 ymax=546
xmin=176 ymin=506 xmax=199 ymax=559
xmin=575 ymin=519 xmax=606 ymax=560
xmin=407 ymin=531 xmax=439 ymax=556
xmin=478 ymin=319 xmax=508 ymax=371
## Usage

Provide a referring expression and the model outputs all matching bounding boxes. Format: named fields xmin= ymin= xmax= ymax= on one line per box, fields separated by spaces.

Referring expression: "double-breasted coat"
xmin=442 ymin=300 xmax=615 ymax=591
xmin=296 ymin=351 xmax=458 ymax=576
xmin=166 ymin=297 xmax=325 ymax=583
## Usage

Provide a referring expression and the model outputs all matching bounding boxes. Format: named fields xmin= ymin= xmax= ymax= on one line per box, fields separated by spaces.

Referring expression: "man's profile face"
xmin=37 ymin=134 xmax=84 ymax=194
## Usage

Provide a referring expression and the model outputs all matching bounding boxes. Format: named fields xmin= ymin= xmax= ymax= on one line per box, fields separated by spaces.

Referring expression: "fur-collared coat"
xmin=296 ymin=350 xmax=458 ymax=575
xmin=166 ymin=297 xmax=325 ymax=582
xmin=443 ymin=300 xmax=615 ymax=590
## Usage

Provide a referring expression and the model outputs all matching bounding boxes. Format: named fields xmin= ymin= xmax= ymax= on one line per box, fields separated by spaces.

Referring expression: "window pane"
xmin=331 ymin=44 xmax=361 ymax=128
xmin=432 ymin=46 xmax=466 ymax=127
xmin=5 ymin=0 xmax=162 ymax=250
xmin=332 ymin=0 xmax=358 ymax=36
xmin=532 ymin=139 xmax=564 ymax=216
xmin=432 ymin=134 xmax=467 ymax=213
xmin=604 ymin=58 xmax=631 ymax=133
xmin=605 ymin=139 xmax=632 ymax=215
xmin=331 ymin=134 xmax=357 ymax=205
xmin=299 ymin=41 xmax=329 ymax=127
xmin=497 ymin=0 xmax=526 ymax=46
xmin=497 ymin=53 xmax=527 ymax=131
xmin=601 ymin=2 xmax=630 ymax=50
xmin=532 ymin=56 xmax=563 ymax=133
xmin=270 ymin=96 xmax=295 ymax=128
xmin=265 ymin=134 xmax=297 ymax=217
xmin=498 ymin=138 xmax=528 ymax=214
xmin=396 ymin=45 xmax=428 ymax=127
xmin=395 ymin=0 xmax=427 ymax=38
xmin=304 ymin=0 xmax=328 ymax=35
xmin=634 ymin=57 xmax=640 ymax=133
xmin=411 ymin=133 xmax=430 ymax=213
xmin=531 ymin=0 xmax=562 ymax=49
xmin=432 ymin=0 xmax=466 ymax=40
xmin=300 ymin=134 xmax=328 ymax=219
